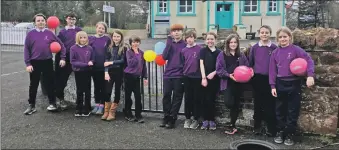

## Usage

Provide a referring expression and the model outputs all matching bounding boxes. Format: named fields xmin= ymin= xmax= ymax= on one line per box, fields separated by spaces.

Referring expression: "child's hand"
xmin=207 ymin=72 xmax=215 ymax=80
xmin=59 ymin=60 xmax=66 ymax=67
xmin=250 ymin=68 xmax=254 ymax=77
xmin=201 ymin=78 xmax=208 ymax=87
xmin=306 ymin=77 xmax=314 ymax=87
xmin=105 ymin=72 xmax=110 ymax=81
xmin=229 ymin=74 xmax=237 ymax=81
xmin=144 ymin=79 xmax=148 ymax=85
xmin=104 ymin=61 xmax=112 ymax=67
xmin=271 ymin=89 xmax=277 ymax=97
xmin=26 ymin=65 xmax=34 ymax=73
xmin=88 ymin=61 xmax=93 ymax=66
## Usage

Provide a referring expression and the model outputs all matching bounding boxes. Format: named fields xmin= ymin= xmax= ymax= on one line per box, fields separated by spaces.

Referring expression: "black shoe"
xmin=165 ymin=117 xmax=175 ymax=129
xmin=159 ymin=116 xmax=168 ymax=127
xmin=284 ymin=134 xmax=294 ymax=146
xmin=24 ymin=105 xmax=37 ymax=115
xmin=135 ymin=115 xmax=145 ymax=123
xmin=274 ymin=131 xmax=284 ymax=144
xmin=124 ymin=110 xmax=135 ymax=122
xmin=74 ymin=110 xmax=81 ymax=117
xmin=82 ymin=111 xmax=91 ymax=117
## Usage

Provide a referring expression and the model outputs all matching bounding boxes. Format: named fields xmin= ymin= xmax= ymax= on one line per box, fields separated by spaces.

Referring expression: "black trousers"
xmin=223 ymin=79 xmax=243 ymax=126
xmin=124 ymin=73 xmax=142 ymax=117
xmin=252 ymin=74 xmax=276 ymax=133
xmin=105 ymin=68 xmax=123 ymax=103
xmin=28 ymin=59 xmax=56 ymax=106
xmin=162 ymin=78 xmax=184 ymax=120
xmin=183 ymin=77 xmax=202 ymax=120
xmin=276 ymin=78 xmax=302 ymax=135
xmin=54 ymin=53 xmax=72 ymax=100
xmin=74 ymin=71 xmax=91 ymax=113
xmin=202 ymin=78 xmax=219 ymax=121
xmin=91 ymin=70 xmax=105 ymax=104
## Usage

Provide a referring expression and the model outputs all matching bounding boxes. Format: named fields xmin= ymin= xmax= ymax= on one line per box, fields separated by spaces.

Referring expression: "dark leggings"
xmin=105 ymin=68 xmax=123 ymax=103
xmin=124 ymin=73 xmax=142 ymax=117
xmin=183 ymin=77 xmax=202 ymax=120
xmin=54 ymin=52 xmax=72 ymax=100
xmin=202 ymin=78 xmax=219 ymax=121
xmin=91 ymin=71 xmax=105 ymax=104
xmin=223 ymin=79 xmax=243 ymax=127
xmin=74 ymin=71 xmax=91 ymax=112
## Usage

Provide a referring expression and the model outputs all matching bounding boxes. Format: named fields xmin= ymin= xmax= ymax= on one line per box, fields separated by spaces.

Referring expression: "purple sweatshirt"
xmin=216 ymin=52 xmax=249 ymax=91
xmin=24 ymin=28 xmax=66 ymax=66
xmin=162 ymin=36 xmax=187 ymax=78
xmin=89 ymin=35 xmax=111 ymax=71
xmin=269 ymin=44 xmax=315 ymax=89
xmin=180 ymin=44 xmax=202 ymax=78
xmin=124 ymin=49 xmax=147 ymax=79
xmin=70 ymin=45 xmax=95 ymax=71
xmin=57 ymin=26 xmax=82 ymax=55
xmin=249 ymin=41 xmax=278 ymax=75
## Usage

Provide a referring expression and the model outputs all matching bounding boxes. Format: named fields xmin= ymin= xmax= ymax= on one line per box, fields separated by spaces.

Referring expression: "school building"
xmin=147 ymin=0 xmax=287 ymax=39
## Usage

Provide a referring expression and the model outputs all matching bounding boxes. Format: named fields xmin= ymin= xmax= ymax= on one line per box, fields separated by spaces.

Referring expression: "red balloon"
xmin=233 ymin=66 xmax=252 ymax=83
xmin=155 ymin=55 xmax=166 ymax=66
xmin=50 ymin=42 xmax=61 ymax=53
xmin=290 ymin=58 xmax=307 ymax=76
xmin=47 ymin=16 xmax=60 ymax=29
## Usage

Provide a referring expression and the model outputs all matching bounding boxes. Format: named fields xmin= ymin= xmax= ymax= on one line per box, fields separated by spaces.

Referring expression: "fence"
xmin=1 ymin=27 xmax=29 ymax=46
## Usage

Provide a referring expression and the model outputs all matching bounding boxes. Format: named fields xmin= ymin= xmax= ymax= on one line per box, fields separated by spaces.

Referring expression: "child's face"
xmin=112 ymin=32 xmax=122 ymax=44
xmin=96 ymin=24 xmax=106 ymax=35
xmin=66 ymin=17 xmax=76 ymax=26
xmin=171 ymin=30 xmax=183 ymax=39
xmin=131 ymin=41 xmax=140 ymax=48
xmin=79 ymin=35 xmax=88 ymax=45
xmin=229 ymin=38 xmax=238 ymax=50
xmin=259 ymin=27 xmax=270 ymax=41
xmin=186 ymin=36 xmax=195 ymax=45
xmin=278 ymin=31 xmax=290 ymax=47
xmin=205 ymin=34 xmax=216 ymax=47
xmin=35 ymin=16 xmax=46 ymax=29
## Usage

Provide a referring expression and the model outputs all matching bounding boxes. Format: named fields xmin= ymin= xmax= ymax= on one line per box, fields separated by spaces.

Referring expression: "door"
xmin=215 ymin=3 xmax=234 ymax=29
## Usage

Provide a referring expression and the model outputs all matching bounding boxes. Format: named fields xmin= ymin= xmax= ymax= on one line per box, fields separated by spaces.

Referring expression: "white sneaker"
xmin=184 ymin=119 xmax=192 ymax=129
xmin=47 ymin=105 xmax=57 ymax=111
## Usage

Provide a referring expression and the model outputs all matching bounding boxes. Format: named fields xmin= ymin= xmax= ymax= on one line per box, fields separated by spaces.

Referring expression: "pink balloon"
xmin=290 ymin=58 xmax=307 ymax=76
xmin=234 ymin=66 xmax=252 ymax=83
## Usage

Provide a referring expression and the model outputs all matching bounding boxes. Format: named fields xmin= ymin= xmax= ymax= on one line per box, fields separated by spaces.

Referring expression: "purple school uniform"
xmin=162 ymin=36 xmax=186 ymax=78
xmin=216 ymin=52 xmax=249 ymax=91
xmin=57 ymin=26 xmax=82 ymax=53
xmin=70 ymin=45 xmax=95 ymax=71
xmin=249 ymin=41 xmax=278 ymax=75
xmin=24 ymin=28 xmax=66 ymax=66
xmin=181 ymin=44 xmax=202 ymax=78
xmin=89 ymin=35 xmax=111 ymax=71
xmin=124 ymin=49 xmax=147 ymax=78
xmin=269 ymin=44 xmax=315 ymax=89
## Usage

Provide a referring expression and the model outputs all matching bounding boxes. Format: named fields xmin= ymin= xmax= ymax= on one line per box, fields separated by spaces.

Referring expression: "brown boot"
xmin=107 ymin=102 xmax=118 ymax=121
xmin=101 ymin=102 xmax=111 ymax=120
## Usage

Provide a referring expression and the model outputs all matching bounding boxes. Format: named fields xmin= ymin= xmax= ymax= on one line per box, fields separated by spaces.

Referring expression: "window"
xmin=179 ymin=0 xmax=193 ymax=13
xmin=244 ymin=0 xmax=258 ymax=13
xmin=158 ymin=0 xmax=167 ymax=13
xmin=268 ymin=0 xmax=277 ymax=12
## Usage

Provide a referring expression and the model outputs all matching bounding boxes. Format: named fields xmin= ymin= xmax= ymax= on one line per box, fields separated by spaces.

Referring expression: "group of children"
xmin=23 ymin=12 xmax=315 ymax=146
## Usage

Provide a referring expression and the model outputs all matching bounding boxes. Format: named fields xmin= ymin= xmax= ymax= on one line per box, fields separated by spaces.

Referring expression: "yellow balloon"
xmin=143 ymin=50 xmax=157 ymax=62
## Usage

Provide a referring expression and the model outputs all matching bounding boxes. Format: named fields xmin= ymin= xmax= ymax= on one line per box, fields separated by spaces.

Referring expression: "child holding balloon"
xmin=55 ymin=13 xmax=82 ymax=110
xmin=216 ymin=34 xmax=250 ymax=134
xmin=199 ymin=32 xmax=221 ymax=130
xmin=269 ymin=27 xmax=314 ymax=146
xmin=70 ymin=31 xmax=95 ymax=117
xmin=23 ymin=13 xmax=66 ymax=115
xmin=89 ymin=21 xmax=111 ymax=115
xmin=160 ymin=24 xmax=186 ymax=129
xmin=124 ymin=35 xmax=148 ymax=123
xmin=102 ymin=30 xmax=127 ymax=121
xmin=180 ymin=30 xmax=202 ymax=129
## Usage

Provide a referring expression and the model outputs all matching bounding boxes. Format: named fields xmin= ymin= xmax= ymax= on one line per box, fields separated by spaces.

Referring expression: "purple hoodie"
xmin=89 ymin=35 xmax=111 ymax=71
xmin=70 ymin=44 xmax=95 ymax=71
xmin=216 ymin=52 xmax=249 ymax=91
xmin=162 ymin=36 xmax=186 ymax=78
xmin=24 ymin=28 xmax=66 ymax=66
xmin=57 ymin=26 xmax=82 ymax=56
xmin=269 ymin=44 xmax=315 ymax=89
xmin=124 ymin=49 xmax=147 ymax=79
xmin=249 ymin=41 xmax=278 ymax=75
xmin=180 ymin=44 xmax=202 ymax=78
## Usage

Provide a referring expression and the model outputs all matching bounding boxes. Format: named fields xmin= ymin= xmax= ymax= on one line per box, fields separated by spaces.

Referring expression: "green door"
xmin=215 ymin=3 xmax=234 ymax=29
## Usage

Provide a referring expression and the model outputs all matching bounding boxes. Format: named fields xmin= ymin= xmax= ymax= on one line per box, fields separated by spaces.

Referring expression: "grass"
xmin=82 ymin=26 xmax=127 ymax=35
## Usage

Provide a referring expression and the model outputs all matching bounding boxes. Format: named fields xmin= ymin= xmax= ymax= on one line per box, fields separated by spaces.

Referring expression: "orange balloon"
xmin=50 ymin=42 xmax=61 ymax=53
xmin=155 ymin=55 xmax=166 ymax=66
xmin=47 ymin=16 xmax=60 ymax=29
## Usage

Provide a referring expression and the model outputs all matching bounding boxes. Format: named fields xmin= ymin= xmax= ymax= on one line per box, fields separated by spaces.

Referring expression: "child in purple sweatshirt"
xmin=23 ymin=13 xmax=66 ymax=115
xmin=55 ymin=13 xmax=82 ymax=110
xmin=123 ymin=36 xmax=148 ymax=123
xmin=249 ymin=25 xmax=278 ymax=136
xmin=269 ymin=27 xmax=315 ymax=146
xmin=180 ymin=30 xmax=202 ymax=129
xmin=160 ymin=24 xmax=186 ymax=129
xmin=89 ymin=21 xmax=111 ymax=115
xmin=216 ymin=34 xmax=250 ymax=134
xmin=70 ymin=31 xmax=95 ymax=117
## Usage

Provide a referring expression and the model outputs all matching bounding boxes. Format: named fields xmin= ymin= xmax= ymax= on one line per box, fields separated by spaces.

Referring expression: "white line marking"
xmin=1 ymin=70 xmax=25 ymax=77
